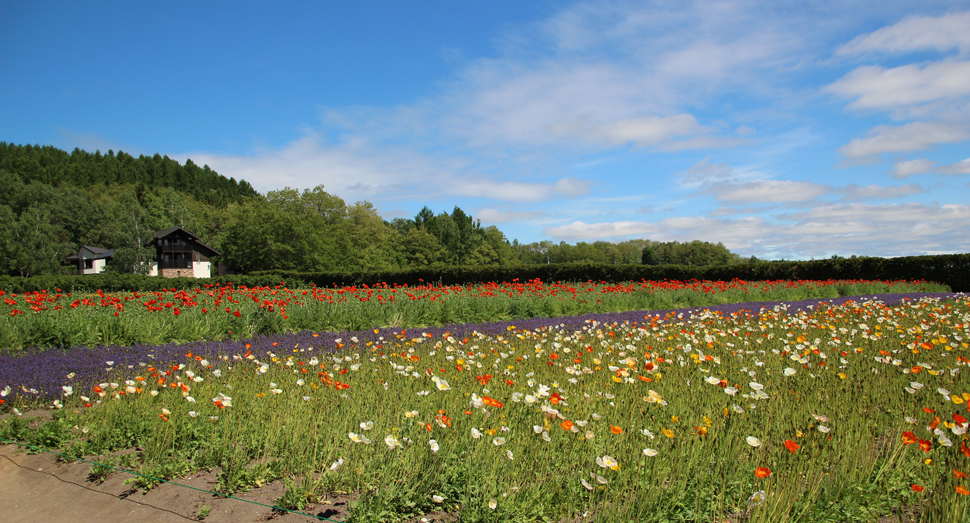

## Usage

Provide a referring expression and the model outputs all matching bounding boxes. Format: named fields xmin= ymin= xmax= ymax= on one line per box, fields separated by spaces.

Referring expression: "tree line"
xmin=0 ymin=143 xmax=752 ymax=277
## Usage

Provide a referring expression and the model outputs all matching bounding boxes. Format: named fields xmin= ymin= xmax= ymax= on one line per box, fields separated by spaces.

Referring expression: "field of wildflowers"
xmin=0 ymin=278 xmax=949 ymax=351
xmin=1 ymin=280 xmax=968 ymax=521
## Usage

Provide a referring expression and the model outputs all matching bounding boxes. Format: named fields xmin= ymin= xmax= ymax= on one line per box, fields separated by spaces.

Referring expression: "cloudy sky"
xmin=3 ymin=0 xmax=969 ymax=259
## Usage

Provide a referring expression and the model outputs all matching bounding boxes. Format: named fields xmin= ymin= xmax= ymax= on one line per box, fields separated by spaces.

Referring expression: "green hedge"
xmin=254 ymin=253 xmax=969 ymax=292
xmin=2 ymin=253 xmax=967 ymax=293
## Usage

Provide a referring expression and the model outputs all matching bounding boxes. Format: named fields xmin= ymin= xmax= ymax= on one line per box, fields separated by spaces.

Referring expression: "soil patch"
xmin=0 ymin=443 xmax=352 ymax=523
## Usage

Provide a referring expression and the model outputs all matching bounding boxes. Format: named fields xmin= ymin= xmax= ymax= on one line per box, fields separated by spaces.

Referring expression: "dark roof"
xmin=154 ymin=226 xmax=200 ymax=241
xmin=79 ymin=246 xmax=114 ymax=259
xmin=153 ymin=226 xmax=222 ymax=256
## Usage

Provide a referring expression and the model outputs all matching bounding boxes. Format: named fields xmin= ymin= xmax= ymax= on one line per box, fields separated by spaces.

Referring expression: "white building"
xmin=67 ymin=245 xmax=114 ymax=275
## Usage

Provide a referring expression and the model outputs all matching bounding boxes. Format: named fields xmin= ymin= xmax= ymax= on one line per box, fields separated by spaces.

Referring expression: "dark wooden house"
xmin=147 ymin=226 xmax=221 ymax=278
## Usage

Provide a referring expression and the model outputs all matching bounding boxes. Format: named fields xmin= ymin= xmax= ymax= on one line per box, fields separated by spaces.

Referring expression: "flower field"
xmin=1 ymin=286 xmax=969 ymax=521
xmin=0 ymin=278 xmax=949 ymax=351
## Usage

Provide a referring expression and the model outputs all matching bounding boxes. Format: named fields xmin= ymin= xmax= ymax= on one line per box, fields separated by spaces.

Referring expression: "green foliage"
xmin=0 ymin=142 xmax=257 ymax=205
xmin=125 ymin=459 xmax=194 ymax=491
xmin=642 ymin=240 xmax=735 ymax=266
xmin=220 ymin=186 xmax=356 ymax=273
xmin=0 ymin=413 xmax=71 ymax=450
xmin=257 ymin=253 xmax=969 ymax=292
xmin=218 ymin=459 xmax=285 ymax=495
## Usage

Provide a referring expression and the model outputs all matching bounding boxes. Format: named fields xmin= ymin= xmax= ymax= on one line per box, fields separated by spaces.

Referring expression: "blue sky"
xmin=3 ymin=0 xmax=969 ymax=259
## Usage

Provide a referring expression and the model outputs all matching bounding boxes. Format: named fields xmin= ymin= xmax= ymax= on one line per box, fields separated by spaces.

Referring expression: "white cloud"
xmin=542 ymin=221 xmax=659 ymax=241
xmin=825 ymin=60 xmax=970 ymax=113
xmin=837 ymin=121 xmax=969 ymax=160
xmin=553 ymin=178 xmax=593 ymax=197
xmin=542 ymin=202 xmax=970 ymax=258
xmin=838 ymin=183 xmax=923 ymax=200
xmin=836 ymin=12 xmax=970 ymax=56
xmin=892 ymin=158 xmax=937 ymax=178
xmin=187 ymin=133 xmax=589 ymax=205
xmin=706 ymin=180 xmax=832 ymax=204
xmin=475 ymin=208 xmax=549 ymax=224
xmin=780 ymin=202 xmax=970 ymax=224
xmin=938 ymin=158 xmax=970 ymax=175
xmin=676 ymin=156 xmax=737 ymax=187
xmin=590 ymin=114 xmax=704 ymax=147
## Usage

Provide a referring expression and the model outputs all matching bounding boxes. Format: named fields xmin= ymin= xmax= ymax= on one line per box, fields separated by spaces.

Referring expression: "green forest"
xmin=0 ymin=143 xmax=750 ymax=277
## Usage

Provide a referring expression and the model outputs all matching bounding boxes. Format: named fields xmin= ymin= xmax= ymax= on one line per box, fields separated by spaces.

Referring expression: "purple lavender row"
xmin=1 ymin=292 xmax=962 ymax=401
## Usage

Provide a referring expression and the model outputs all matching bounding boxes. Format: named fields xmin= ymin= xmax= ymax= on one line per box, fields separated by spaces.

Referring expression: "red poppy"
xmin=784 ymin=440 xmax=799 ymax=454
xmin=919 ymin=439 xmax=932 ymax=452
xmin=954 ymin=413 xmax=968 ymax=424
xmin=911 ymin=484 xmax=924 ymax=493
xmin=755 ymin=467 xmax=772 ymax=478
xmin=902 ymin=431 xmax=917 ymax=445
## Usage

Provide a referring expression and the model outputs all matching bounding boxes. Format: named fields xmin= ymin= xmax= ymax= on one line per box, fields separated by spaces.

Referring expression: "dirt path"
xmin=0 ymin=443 xmax=351 ymax=523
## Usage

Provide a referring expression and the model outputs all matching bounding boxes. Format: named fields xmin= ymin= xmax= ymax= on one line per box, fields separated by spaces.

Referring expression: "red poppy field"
xmin=1 ymin=280 xmax=969 ymax=522
xmin=0 ymin=277 xmax=947 ymax=351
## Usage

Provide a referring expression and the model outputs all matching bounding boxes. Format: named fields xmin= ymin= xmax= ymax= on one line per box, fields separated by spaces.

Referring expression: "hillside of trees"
xmin=0 ymin=143 xmax=750 ymax=277
xmin=0 ymin=142 xmax=257 ymax=206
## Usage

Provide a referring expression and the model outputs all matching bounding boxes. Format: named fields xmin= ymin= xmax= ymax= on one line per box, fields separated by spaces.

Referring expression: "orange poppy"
xmin=902 ymin=431 xmax=917 ymax=445
xmin=561 ymin=420 xmax=575 ymax=431
xmin=919 ymin=439 xmax=933 ymax=452
xmin=955 ymin=470 xmax=968 ymax=479
xmin=912 ymin=484 xmax=924 ymax=493
xmin=610 ymin=425 xmax=623 ymax=434
xmin=482 ymin=396 xmax=504 ymax=409
xmin=784 ymin=440 xmax=799 ymax=454
xmin=755 ymin=467 xmax=771 ymax=478
xmin=957 ymin=486 xmax=969 ymax=496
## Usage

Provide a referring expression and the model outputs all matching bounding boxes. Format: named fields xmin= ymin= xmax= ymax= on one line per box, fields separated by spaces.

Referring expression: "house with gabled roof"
xmin=66 ymin=245 xmax=115 ymax=275
xmin=145 ymin=226 xmax=221 ymax=278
